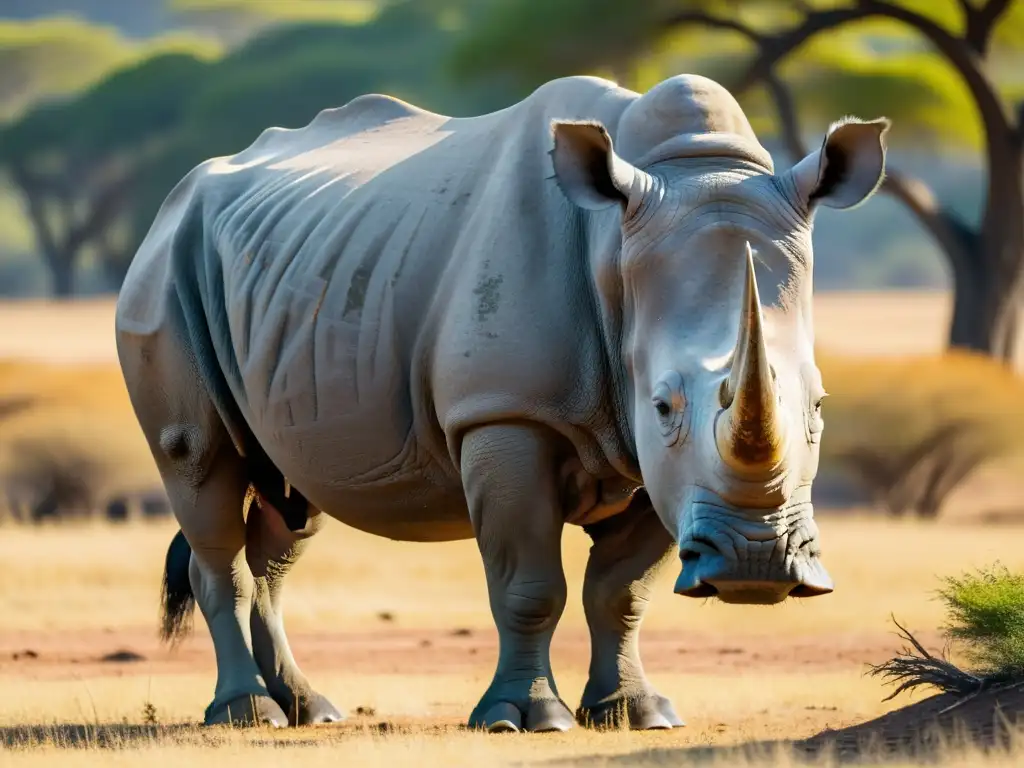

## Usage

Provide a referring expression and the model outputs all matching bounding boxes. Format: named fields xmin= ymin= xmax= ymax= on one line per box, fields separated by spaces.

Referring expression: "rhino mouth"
xmin=673 ymin=494 xmax=833 ymax=605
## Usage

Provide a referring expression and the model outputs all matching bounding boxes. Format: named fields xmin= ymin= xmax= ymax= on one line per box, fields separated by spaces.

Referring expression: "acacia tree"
xmin=0 ymin=52 xmax=212 ymax=295
xmin=453 ymin=0 xmax=1024 ymax=362
xmin=0 ymin=17 xmax=143 ymax=121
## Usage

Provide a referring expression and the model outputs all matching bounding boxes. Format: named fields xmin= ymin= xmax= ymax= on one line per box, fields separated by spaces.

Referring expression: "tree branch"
xmin=962 ymin=0 xmax=1014 ymax=55
xmin=64 ymin=176 xmax=135 ymax=255
xmin=662 ymin=11 xmax=766 ymax=44
xmin=733 ymin=7 xmax=865 ymax=94
xmin=663 ymin=6 xmax=983 ymax=283
xmin=735 ymin=0 xmax=1013 ymax=155
xmin=7 ymin=162 xmax=62 ymax=267
xmin=764 ymin=71 xmax=809 ymax=160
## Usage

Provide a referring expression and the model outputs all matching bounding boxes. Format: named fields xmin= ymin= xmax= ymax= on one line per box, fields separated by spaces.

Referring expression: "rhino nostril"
xmin=680 ymin=536 xmax=719 ymax=562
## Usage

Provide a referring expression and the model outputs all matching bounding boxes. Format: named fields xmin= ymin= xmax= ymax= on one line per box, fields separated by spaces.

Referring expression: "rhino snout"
xmin=673 ymin=497 xmax=833 ymax=605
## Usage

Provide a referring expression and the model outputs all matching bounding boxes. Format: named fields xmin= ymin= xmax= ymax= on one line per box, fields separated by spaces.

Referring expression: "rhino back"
xmin=122 ymin=81 xmax=639 ymax=523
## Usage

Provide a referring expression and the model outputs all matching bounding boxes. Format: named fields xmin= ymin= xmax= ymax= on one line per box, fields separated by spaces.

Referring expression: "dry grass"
xmin=0 ymin=291 xmax=970 ymax=364
xmin=3 ymin=516 xmax=1024 ymax=635
xmin=3 ymin=292 xmax=1024 ymax=507
xmin=0 ymin=359 xmax=155 ymax=497
xmin=2 ymin=726 xmax=1022 ymax=768
xmin=0 ymin=516 xmax=1023 ymax=766
xmin=2 ymin=294 xmax=1024 ymax=765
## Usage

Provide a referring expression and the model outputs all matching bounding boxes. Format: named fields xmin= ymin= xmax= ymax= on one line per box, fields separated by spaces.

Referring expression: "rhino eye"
xmin=652 ymin=373 xmax=688 ymax=445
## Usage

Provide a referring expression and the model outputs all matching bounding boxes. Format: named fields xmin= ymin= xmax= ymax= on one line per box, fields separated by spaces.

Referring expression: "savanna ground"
xmin=2 ymin=292 xmax=1024 ymax=766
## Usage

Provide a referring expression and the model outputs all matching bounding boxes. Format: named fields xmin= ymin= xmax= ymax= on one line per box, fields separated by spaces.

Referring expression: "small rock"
xmin=451 ymin=628 xmax=472 ymax=637
xmin=354 ymin=706 xmax=377 ymax=716
xmin=377 ymin=611 xmax=395 ymax=623
xmin=12 ymin=649 xmax=39 ymax=660
xmin=376 ymin=721 xmax=395 ymax=733
xmin=419 ymin=639 xmax=432 ymax=648
xmin=101 ymin=650 xmax=146 ymax=663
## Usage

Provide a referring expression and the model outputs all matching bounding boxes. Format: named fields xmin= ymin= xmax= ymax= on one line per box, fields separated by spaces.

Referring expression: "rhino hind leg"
xmin=576 ymin=497 xmax=684 ymax=730
xmin=460 ymin=424 xmax=576 ymax=733
xmin=245 ymin=496 xmax=343 ymax=726
xmin=164 ymin=434 xmax=287 ymax=727
xmin=118 ymin=326 xmax=285 ymax=728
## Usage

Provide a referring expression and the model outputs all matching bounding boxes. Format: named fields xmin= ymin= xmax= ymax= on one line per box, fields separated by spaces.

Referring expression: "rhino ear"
xmin=786 ymin=117 xmax=890 ymax=211
xmin=551 ymin=120 xmax=645 ymax=212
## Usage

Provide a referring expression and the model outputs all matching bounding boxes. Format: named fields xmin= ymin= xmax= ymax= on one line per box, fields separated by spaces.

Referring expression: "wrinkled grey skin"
xmin=115 ymin=74 xmax=888 ymax=732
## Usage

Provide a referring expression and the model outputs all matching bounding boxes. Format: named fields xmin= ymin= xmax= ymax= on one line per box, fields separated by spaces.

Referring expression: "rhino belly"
xmin=229 ymin=288 xmax=472 ymax=540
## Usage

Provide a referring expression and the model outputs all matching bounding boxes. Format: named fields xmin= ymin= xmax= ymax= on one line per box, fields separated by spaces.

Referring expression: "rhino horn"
xmin=716 ymin=242 xmax=787 ymax=473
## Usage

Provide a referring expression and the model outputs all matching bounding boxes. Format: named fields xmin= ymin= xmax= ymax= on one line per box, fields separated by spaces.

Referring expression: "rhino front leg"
xmin=246 ymin=498 xmax=343 ymax=726
xmin=460 ymin=423 xmax=575 ymax=733
xmin=577 ymin=495 xmax=684 ymax=730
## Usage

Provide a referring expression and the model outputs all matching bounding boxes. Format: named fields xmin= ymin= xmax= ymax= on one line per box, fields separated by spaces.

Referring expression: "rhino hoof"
xmin=526 ymin=698 xmax=576 ymax=732
xmin=472 ymin=698 xmax=575 ymax=733
xmin=577 ymin=694 xmax=685 ymax=731
xmin=290 ymin=693 xmax=345 ymax=726
xmin=482 ymin=702 xmax=522 ymax=733
xmin=204 ymin=694 xmax=288 ymax=728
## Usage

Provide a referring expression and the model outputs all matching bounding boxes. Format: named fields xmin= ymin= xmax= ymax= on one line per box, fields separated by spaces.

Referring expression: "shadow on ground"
xmin=0 ymin=722 xmax=322 ymax=749
xmin=549 ymin=687 xmax=1024 ymax=765
xmin=0 ymin=717 xmax=462 ymax=750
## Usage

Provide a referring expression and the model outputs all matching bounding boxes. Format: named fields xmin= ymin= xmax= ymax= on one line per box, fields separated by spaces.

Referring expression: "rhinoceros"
xmin=115 ymin=73 xmax=887 ymax=732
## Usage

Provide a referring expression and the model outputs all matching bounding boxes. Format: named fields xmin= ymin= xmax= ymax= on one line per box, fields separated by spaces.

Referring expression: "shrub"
xmin=940 ymin=565 xmax=1024 ymax=679
xmin=2 ymin=440 xmax=101 ymax=523
xmin=871 ymin=565 xmax=1024 ymax=700
xmin=818 ymin=351 xmax=1024 ymax=518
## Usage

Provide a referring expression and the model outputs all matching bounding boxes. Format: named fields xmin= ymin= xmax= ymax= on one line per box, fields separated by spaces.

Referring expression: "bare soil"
xmin=0 ymin=626 xmax=944 ymax=682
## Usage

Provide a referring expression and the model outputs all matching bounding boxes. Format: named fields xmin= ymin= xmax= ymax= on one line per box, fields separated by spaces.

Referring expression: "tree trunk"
xmin=47 ymin=257 xmax=75 ymax=297
xmin=946 ymin=249 xmax=1017 ymax=356
xmin=945 ymin=135 xmax=1024 ymax=364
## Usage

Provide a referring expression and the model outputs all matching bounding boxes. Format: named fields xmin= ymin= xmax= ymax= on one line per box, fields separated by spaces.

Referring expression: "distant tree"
xmin=125 ymin=2 xmax=519 ymax=262
xmin=0 ymin=52 xmax=214 ymax=294
xmin=0 ymin=17 xmax=140 ymax=120
xmin=168 ymin=0 xmax=381 ymax=44
xmin=454 ymin=0 xmax=1024 ymax=363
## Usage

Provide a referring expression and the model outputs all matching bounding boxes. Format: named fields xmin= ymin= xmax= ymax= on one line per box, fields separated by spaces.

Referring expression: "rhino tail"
xmin=159 ymin=529 xmax=195 ymax=645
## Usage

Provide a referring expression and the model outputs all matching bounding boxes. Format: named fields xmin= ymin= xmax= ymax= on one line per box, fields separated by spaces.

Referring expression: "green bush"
xmin=872 ymin=566 xmax=1024 ymax=700
xmin=939 ymin=565 xmax=1024 ymax=678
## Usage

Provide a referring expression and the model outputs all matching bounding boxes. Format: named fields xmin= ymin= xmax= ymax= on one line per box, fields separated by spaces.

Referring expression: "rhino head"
xmin=551 ymin=76 xmax=889 ymax=605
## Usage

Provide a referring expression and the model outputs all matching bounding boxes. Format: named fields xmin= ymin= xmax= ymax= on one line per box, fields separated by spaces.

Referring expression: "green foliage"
xmin=0 ymin=17 xmax=221 ymax=121
xmin=939 ymin=565 xmax=1024 ymax=678
xmin=171 ymin=0 xmax=380 ymax=24
xmin=452 ymin=0 xmax=1023 ymax=152
xmin=0 ymin=52 xmax=213 ymax=163
xmin=169 ymin=0 xmax=381 ymax=43
xmin=117 ymin=2 xmax=521 ymax=281
xmin=782 ymin=26 xmax=984 ymax=149
xmin=870 ymin=564 xmax=1024 ymax=702
xmin=0 ymin=17 xmax=134 ymax=120
xmin=450 ymin=0 xmax=668 ymax=91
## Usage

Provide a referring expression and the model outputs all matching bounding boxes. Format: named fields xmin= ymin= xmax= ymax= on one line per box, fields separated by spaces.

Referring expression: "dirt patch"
xmin=0 ymin=626 xmax=943 ymax=681
xmin=800 ymin=685 xmax=1024 ymax=759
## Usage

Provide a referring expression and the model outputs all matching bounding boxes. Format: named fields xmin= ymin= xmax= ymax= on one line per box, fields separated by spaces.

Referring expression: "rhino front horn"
xmin=716 ymin=242 xmax=787 ymax=473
